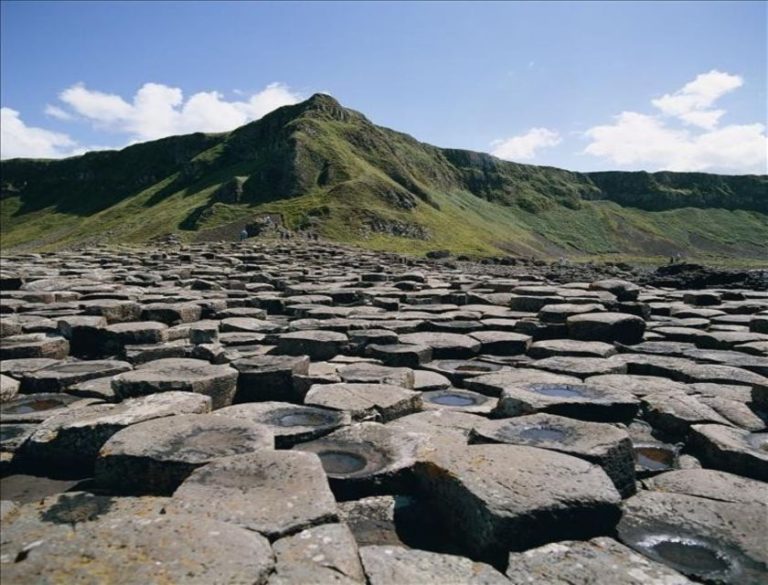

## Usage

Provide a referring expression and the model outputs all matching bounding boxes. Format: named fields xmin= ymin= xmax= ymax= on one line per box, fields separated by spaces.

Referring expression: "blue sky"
xmin=1 ymin=1 xmax=766 ymax=173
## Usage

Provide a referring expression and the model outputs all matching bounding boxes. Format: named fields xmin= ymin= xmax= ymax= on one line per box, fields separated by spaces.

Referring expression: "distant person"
xmin=239 ymin=229 xmax=248 ymax=241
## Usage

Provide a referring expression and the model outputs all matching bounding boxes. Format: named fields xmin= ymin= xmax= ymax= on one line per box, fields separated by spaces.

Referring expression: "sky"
xmin=1 ymin=1 xmax=766 ymax=174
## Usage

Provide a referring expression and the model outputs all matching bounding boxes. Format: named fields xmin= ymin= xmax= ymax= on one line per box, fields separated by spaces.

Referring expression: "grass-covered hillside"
xmin=2 ymin=93 xmax=766 ymax=262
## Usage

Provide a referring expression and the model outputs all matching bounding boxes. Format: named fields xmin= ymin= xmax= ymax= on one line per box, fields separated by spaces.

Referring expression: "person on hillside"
xmin=239 ymin=228 xmax=248 ymax=241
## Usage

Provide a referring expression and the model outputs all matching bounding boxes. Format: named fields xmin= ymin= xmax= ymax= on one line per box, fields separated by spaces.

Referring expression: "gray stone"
xmin=0 ymin=393 xmax=94 ymax=424
xmin=469 ymin=331 xmax=531 ymax=355
xmin=422 ymin=388 xmax=495 ymax=415
xmin=294 ymin=422 xmax=426 ymax=499
xmin=360 ymin=545 xmax=510 ymax=585
xmin=268 ymin=563 xmax=362 ymax=585
xmin=528 ymin=339 xmax=617 ymax=359
xmin=0 ymin=506 xmax=273 ymax=585
xmin=530 ymin=355 xmax=627 ymax=377
xmin=0 ymin=333 xmax=69 ymax=360
xmin=463 ymin=369 xmax=581 ymax=397
xmin=95 ymin=413 xmax=274 ymax=494
xmin=618 ymin=490 xmax=767 ymax=584
xmin=112 ymin=358 xmax=238 ymax=408
xmin=643 ymin=391 xmax=732 ymax=437
xmin=19 ymin=392 xmax=211 ymax=472
xmin=643 ymin=468 xmax=768 ymax=505
xmin=277 ymin=330 xmax=348 ymax=360
xmin=689 ymin=424 xmax=768 ymax=481
xmin=20 ymin=359 xmax=131 ymax=393
xmin=365 ymin=343 xmax=432 ymax=367
xmin=170 ymin=450 xmax=338 ymax=539
xmin=506 ymin=537 xmax=694 ymax=585
xmin=232 ymin=354 xmax=310 ymax=403
xmin=215 ymin=401 xmax=350 ymax=447
xmin=398 ymin=332 xmax=481 ymax=359
xmin=568 ymin=312 xmax=646 ymax=345
xmin=304 ymin=383 xmax=421 ymax=423
xmin=337 ymin=362 xmax=414 ymax=388
xmin=494 ymin=381 xmax=639 ymax=422
xmin=412 ymin=369 xmax=451 ymax=391
xmin=0 ymin=374 xmax=20 ymax=402
xmin=470 ymin=413 xmax=636 ymax=497
xmin=415 ymin=443 xmax=621 ymax=564
xmin=273 ymin=523 xmax=365 ymax=582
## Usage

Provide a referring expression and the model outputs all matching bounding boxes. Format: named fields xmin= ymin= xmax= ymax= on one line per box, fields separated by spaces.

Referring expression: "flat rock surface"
xmin=2 ymin=242 xmax=767 ymax=580
xmin=170 ymin=450 xmax=338 ymax=538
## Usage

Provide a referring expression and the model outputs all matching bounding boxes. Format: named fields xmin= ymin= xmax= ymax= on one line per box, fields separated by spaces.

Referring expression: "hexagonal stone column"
xmin=232 ymin=354 xmax=310 ymax=403
xmin=294 ymin=422 xmax=427 ymax=500
xmin=470 ymin=413 xmax=636 ymax=497
xmin=111 ymin=358 xmax=237 ymax=409
xmin=506 ymin=537 xmax=694 ymax=585
xmin=304 ymin=383 xmax=421 ymax=423
xmin=277 ymin=330 xmax=349 ymax=360
xmin=0 ymin=510 xmax=274 ymax=585
xmin=170 ymin=450 xmax=338 ymax=539
xmin=214 ymin=401 xmax=349 ymax=448
xmin=618 ymin=490 xmax=767 ymax=584
xmin=360 ymin=545 xmax=510 ymax=585
xmin=688 ymin=424 xmax=768 ymax=481
xmin=414 ymin=443 xmax=621 ymax=565
xmin=20 ymin=360 xmax=131 ymax=393
xmin=18 ymin=391 xmax=211 ymax=473
xmin=95 ymin=413 xmax=274 ymax=494
xmin=567 ymin=312 xmax=646 ymax=345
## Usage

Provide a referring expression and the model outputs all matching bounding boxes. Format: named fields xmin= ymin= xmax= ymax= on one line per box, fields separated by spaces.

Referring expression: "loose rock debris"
xmin=0 ymin=241 xmax=766 ymax=584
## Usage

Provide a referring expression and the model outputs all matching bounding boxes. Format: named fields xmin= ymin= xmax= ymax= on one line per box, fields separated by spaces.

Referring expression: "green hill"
xmin=2 ymin=93 xmax=766 ymax=262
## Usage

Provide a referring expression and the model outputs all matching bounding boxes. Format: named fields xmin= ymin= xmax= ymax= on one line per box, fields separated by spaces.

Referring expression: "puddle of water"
xmin=639 ymin=535 xmax=731 ymax=577
xmin=3 ymin=398 xmax=67 ymax=415
xmin=319 ymin=450 xmax=367 ymax=475
xmin=429 ymin=393 xmax=476 ymax=407
xmin=277 ymin=412 xmax=333 ymax=427
xmin=454 ymin=365 xmax=493 ymax=373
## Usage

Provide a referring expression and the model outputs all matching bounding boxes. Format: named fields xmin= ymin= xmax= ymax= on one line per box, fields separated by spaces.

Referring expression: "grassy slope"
xmin=1 ymin=95 xmax=766 ymax=263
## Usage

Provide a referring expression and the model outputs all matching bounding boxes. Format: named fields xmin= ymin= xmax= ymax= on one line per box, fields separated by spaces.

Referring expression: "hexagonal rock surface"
xmin=398 ymin=332 xmax=482 ymax=359
xmin=277 ymin=330 xmax=349 ymax=360
xmin=231 ymin=354 xmax=310 ymax=403
xmin=19 ymin=391 xmax=211 ymax=473
xmin=589 ymin=279 xmax=640 ymax=301
xmin=528 ymin=339 xmax=617 ymax=359
xmin=688 ymin=424 xmax=768 ymax=481
xmin=214 ymin=402 xmax=350 ymax=447
xmin=567 ymin=312 xmax=646 ymax=345
xmin=365 ymin=343 xmax=433 ymax=367
xmin=0 ymin=333 xmax=70 ymax=360
xmin=0 ymin=393 xmax=93 ymax=424
xmin=267 ymin=563 xmax=362 ymax=585
xmin=0 ymin=374 xmax=20 ymax=402
xmin=95 ymin=414 xmax=274 ymax=494
xmin=463 ymin=369 xmax=581 ymax=397
xmin=530 ymin=356 xmax=627 ymax=378
xmin=643 ymin=469 xmax=768 ymax=505
xmin=494 ymin=381 xmax=639 ymax=422
xmin=20 ymin=359 xmax=132 ymax=393
xmin=170 ymin=450 xmax=338 ymax=539
xmin=617 ymin=491 xmax=767 ymax=585
xmin=111 ymin=358 xmax=238 ymax=409
xmin=470 ymin=413 xmax=636 ymax=497
xmin=293 ymin=422 xmax=427 ymax=499
xmin=273 ymin=523 xmax=365 ymax=582
xmin=337 ymin=363 xmax=414 ymax=389
xmin=468 ymin=331 xmax=531 ymax=355
xmin=0 ymin=511 xmax=274 ymax=585
xmin=505 ymin=537 xmax=694 ymax=585
xmin=415 ymin=443 xmax=621 ymax=564
xmin=642 ymin=391 xmax=731 ymax=437
xmin=304 ymin=383 xmax=421 ymax=423
xmin=360 ymin=545 xmax=510 ymax=585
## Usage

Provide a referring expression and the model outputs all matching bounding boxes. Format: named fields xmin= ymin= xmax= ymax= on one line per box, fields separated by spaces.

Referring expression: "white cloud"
xmin=57 ymin=81 xmax=301 ymax=141
xmin=491 ymin=128 xmax=561 ymax=161
xmin=44 ymin=104 xmax=74 ymax=121
xmin=652 ymin=70 xmax=742 ymax=128
xmin=584 ymin=71 xmax=767 ymax=173
xmin=0 ymin=107 xmax=78 ymax=159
